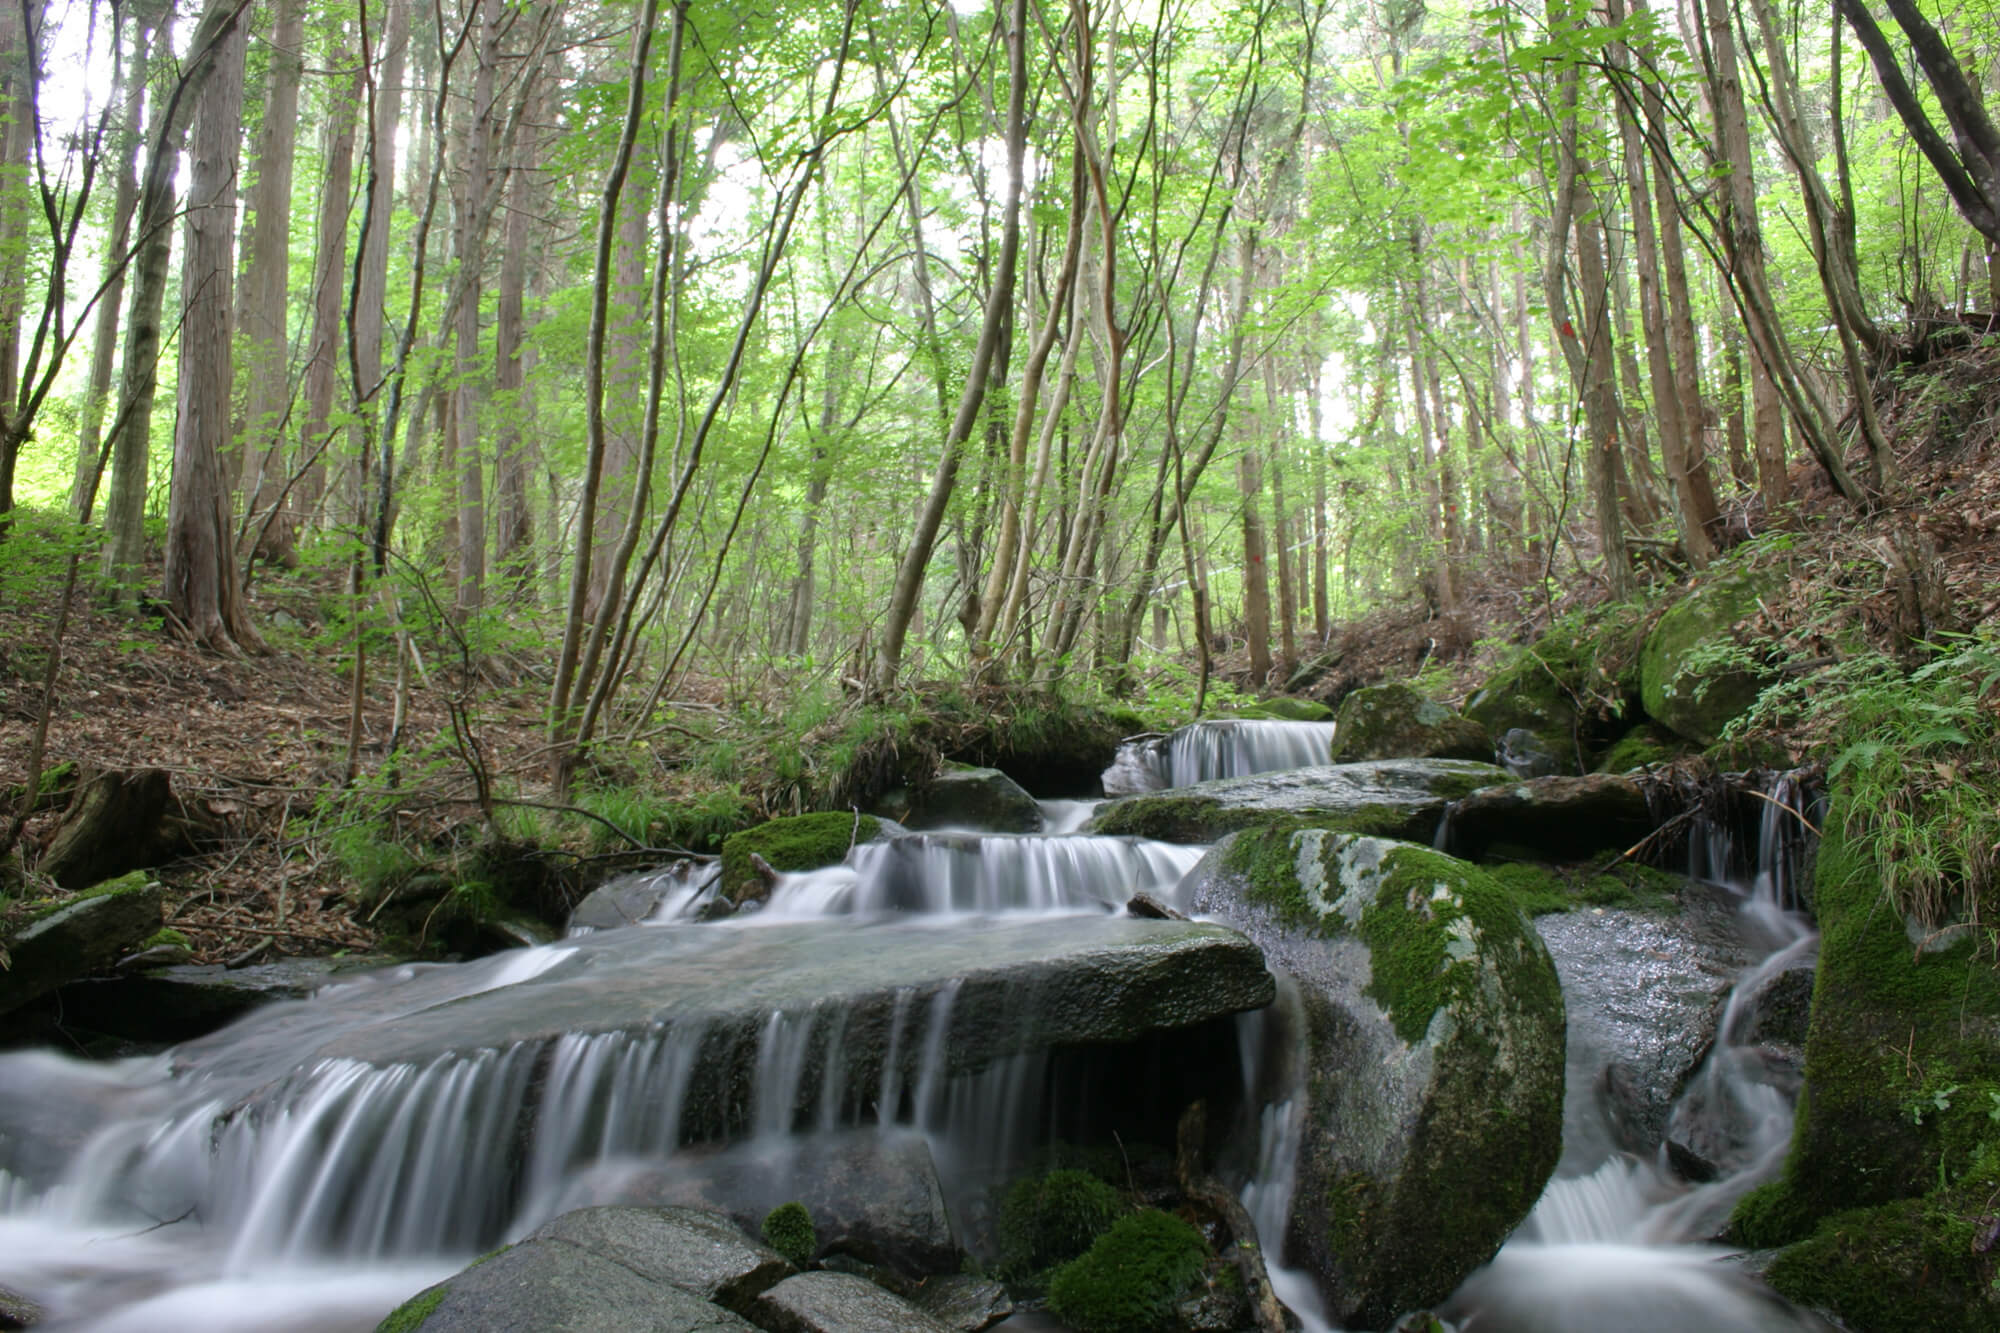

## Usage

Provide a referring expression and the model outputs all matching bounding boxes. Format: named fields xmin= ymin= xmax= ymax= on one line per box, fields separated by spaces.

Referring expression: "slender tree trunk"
xmin=74 ymin=18 xmax=153 ymax=519
xmin=345 ymin=0 xmax=408 ymax=519
xmin=453 ymin=0 xmax=500 ymax=619
xmin=1263 ymin=354 xmax=1296 ymax=673
xmin=295 ymin=73 xmax=361 ymax=550
xmin=166 ymin=16 xmax=262 ymax=653
xmin=1239 ymin=445 xmax=1272 ymax=686
xmin=234 ymin=0 xmax=306 ymax=544
xmin=494 ymin=76 xmax=543 ymax=595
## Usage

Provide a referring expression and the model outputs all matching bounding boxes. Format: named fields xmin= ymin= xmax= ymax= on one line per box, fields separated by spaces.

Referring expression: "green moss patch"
xmin=1763 ymin=1187 xmax=2000 ymax=1332
xmin=1234 ymin=697 xmax=1334 ymax=721
xmin=1481 ymin=860 xmax=1683 ymax=916
xmin=998 ymin=1168 xmax=1126 ymax=1287
xmin=1046 ymin=1209 xmax=1207 ymax=1333
xmin=375 ymin=1286 xmax=444 ymax=1333
xmin=720 ymin=812 xmax=879 ymax=902
xmin=761 ymin=1201 xmax=817 ymax=1267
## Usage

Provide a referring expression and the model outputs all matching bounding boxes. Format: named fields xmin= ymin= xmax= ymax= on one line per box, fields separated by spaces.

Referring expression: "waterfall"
xmin=1103 ymin=719 xmax=1336 ymax=791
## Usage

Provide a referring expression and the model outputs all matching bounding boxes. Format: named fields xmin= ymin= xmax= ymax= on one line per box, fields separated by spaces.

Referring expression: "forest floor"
xmin=9 ymin=345 xmax=2000 ymax=964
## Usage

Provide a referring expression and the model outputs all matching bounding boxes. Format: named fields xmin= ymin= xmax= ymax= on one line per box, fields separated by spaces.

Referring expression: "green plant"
xmin=997 ymin=1167 xmax=1127 ymax=1281
xmin=1045 ymin=1208 xmax=1208 ymax=1333
xmin=761 ymin=1201 xmax=816 ymax=1267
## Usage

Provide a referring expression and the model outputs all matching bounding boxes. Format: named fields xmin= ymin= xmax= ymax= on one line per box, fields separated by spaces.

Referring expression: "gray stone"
xmin=0 ymin=874 xmax=162 ymax=1017
xmin=903 ymin=766 xmax=1043 ymax=833
xmin=529 ymin=1206 xmax=791 ymax=1313
xmin=569 ymin=861 xmax=722 ymax=932
xmin=0 ymin=1279 xmax=42 ymax=1329
xmin=1534 ymin=891 xmax=1750 ymax=1165
xmin=1496 ymin=727 xmax=1562 ymax=778
xmin=907 ymin=1274 xmax=1012 ymax=1332
xmin=1087 ymin=758 xmax=1509 ymax=844
xmin=1184 ymin=831 xmax=1565 ymax=1328
xmin=1439 ymin=773 xmax=1654 ymax=863
xmin=551 ymin=1130 xmax=960 ymax=1278
xmin=754 ymin=1271 xmax=955 ymax=1333
xmin=1331 ymin=682 xmax=1494 ymax=764
xmin=188 ymin=917 xmax=1271 ymax=1153
xmin=54 ymin=956 xmax=368 ymax=1043
xmin=386 ymin=1238 xmax=759 ymax=1332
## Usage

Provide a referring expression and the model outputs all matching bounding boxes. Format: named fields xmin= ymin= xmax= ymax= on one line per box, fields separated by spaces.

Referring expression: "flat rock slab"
xmin=0 ymin=878 xmax=162 ymax=1017
xmin=390 ymin=1236 xmax=760 ymax=1332
xmin=1088 ymin=759 xmax=1510 ymax=843
xmin=755 ymin=1271 xmax=954 ymax=1333
xmin=907 ymin=1274 xmax=1011 ymax=1331
xmin=1440 ymin=773 xmax=1654 ymax=863
xmin=56 ymin=957 xmax=363 ymax=1043
xmin=529 ymin=1206 xmax=791 ymax=1313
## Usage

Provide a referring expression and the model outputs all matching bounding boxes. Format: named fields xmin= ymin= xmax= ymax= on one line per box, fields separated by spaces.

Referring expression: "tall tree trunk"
xmin=452 ymin=0 xmax=500 ymax=619
xmin=1238 ymin=445 xmax=1273 ymax=687
xmin=345 ymin=0 xmax=408 ymax=520
xmin=494 ymin=76 xmax=543 ymax=596
xmin=1263 ymin=354 xmax=1296 ymax=673
xmin=236 ymin=0 xmax=307 ymax=564
xmin=294 ymin=74 xmax=360 ymax=551
xmin=166 ymin=16 xmax=262 ymax=652
xmin=73 ymin=17 xmax=154 ymax=519
xmin=589 ymin=149 xmax=652 ymax=619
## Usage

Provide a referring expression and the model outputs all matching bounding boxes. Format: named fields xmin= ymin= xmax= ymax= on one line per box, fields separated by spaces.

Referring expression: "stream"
xmin=0 ymin=724 xmax=1831 ymax=1330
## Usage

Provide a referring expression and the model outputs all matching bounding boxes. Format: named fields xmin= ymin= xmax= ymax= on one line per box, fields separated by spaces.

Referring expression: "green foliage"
xmin=1045 ymin=1209 xmax=1207 ymax=1333
xmin=997 ymin=1168 xmax=1127 ymax=1283
xmin=760 ymin=1201 xmax=817 ymax=1267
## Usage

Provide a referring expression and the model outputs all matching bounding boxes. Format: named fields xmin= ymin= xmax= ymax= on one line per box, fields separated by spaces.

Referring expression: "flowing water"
xmin=1104 ymin=719 xmax=1337 ymax=792
xmin=0 ymin=750 xmax=1831 ymax=1332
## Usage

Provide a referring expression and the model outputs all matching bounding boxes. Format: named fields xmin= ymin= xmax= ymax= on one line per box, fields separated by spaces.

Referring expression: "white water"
xmin=1104 ymin=719 xmax=1337 ymax=791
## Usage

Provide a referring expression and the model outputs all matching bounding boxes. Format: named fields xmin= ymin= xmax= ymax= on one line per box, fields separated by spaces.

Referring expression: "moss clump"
xmin=998 ymin=1168 xmax=1125 ymax=1285
xmin=761 ymin=1201 xmax=817 ymax=1267
xmin=1596 ymin=724 xmax=1682 ymax=773
xmin=1046 ymin=1209 xmax=1207 ymax=1333
xmin=23 ymin=869 xmax=156 ymax=923
xmin=720 ymin=812 xmax=878 ymax=903
xmin=1638 ymin=568 xmax=1780 ymax=745
xmin=1480 ymin=860 xmax=1684 ymax=916
xmin=1728 ymin=1178 xmax=1816 ymax=1248
xmin=374 ymin=1286 xmax=444 ymax=1333
xmin=141 ymin=927 xmax=191 ymax=951
xmin=1763 ymin=1188 xmax=2000 ymax=1332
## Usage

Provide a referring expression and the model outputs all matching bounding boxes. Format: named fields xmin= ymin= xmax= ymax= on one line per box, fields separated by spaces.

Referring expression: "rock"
xmin=1233 ymin=697 xmax=1334 ymax=722
xmin=36 ymin=768 xmax=196 ymax=889
xmin=1734 ymin=957 xmax=1814 ymax=1049
xmin=1595 ymin=723 xmax=1683 ymax=773
xmin=903 ymin=765 xmax=1043 ymax=833
xmin=906 ymin=1275 xmax=1011 ymax=1332
xmin=1465 ymin=660 xmax=1583 ymax=776
xmin=1331 ymin=683 xmax=1493 ymax=764
xmin=380 ymin=1236 xmax=760 ymax=1332
xmin=561 ymin=1130 xmax=961 ymax=1277
xmin=0 ymin=873 xmax=163 ymax=1017
xmin=754 ymin=1271 xmax=955 ymax=1333
xmin=1127 ymin=891 xmax=1185 ymax=920
xmin=569 ymin=861 xmax=723 ymax=931
xmin=1439 ymin=774 xmax=1653 ymax=863
xmin=721 ymin=814 xmax=902 ymax=905
xmin=52 ymin=956 xmax=359 ymax=1043
xmin=1496 ymin=727 xmax=1562 ymax=778
xmin=1087 ymin=758 xmax=1509 ymax=844
xmin=1533 ymin=891 xmax=1749 ymax=1164
xmin=0 ymin=1282 xmax=41 ymax=1330
xmin=529 ymin=1206 xmax=791 ymax=1313
xmin=1184 ymin=831 xmax=1565 ymax=1327
xmin=1638 ymin=569 xmax=1780 ymax=745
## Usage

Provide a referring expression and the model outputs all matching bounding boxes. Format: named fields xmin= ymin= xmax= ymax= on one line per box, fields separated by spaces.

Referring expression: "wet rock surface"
xmin=54 ymin=956 xmax=359 ymax=1042
xmin=905 ymin=1274 xmax=1012 ymax=1331
xmin=901 ymin=766 xmax=1044 ymax=833
xmin=569 ymin=861 xmax=724 ymax=932
xmin=754 ymin=1271 xmax=955 ymax=1333
xmin=527 ymin=1206 xmax=791 ymax=1313
xmin=1087 ymin=758 xmax=1509 ymax=843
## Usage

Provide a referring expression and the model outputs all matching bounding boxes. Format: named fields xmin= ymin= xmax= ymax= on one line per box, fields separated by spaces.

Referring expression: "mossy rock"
xmin=1045 ymin=1209 xmax=1208 ymax=1333
xmin=1595 ymin=724 xmax=1684 ymax=773
xmin=1638 ymin=569 xmax=1782 ymax=745
xmin=1331 ymin=683 xmax=1492 ymax=764
xmin=1730 ymin=783 xmax=2000 ymax=1330
xmin=1234 ymin=697 xmax=1335 ymax=722
xmin=1464 ymin=659 xmax=1582 ymax=776
xmin=0 ymin=872 xmax=163 ymax=1017
xmin=1184 ymin=831 xmax=1565 ymax=1326
xmin=760 ymin=1201 xmax=818 ymax=1268
xmin=719 ymin=812 xmax=882 ymax=903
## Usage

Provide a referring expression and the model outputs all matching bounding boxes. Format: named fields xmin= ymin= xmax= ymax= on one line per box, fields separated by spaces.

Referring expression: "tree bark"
xmin=453 ymin=0 xmax=501 ymax=619
xmin=165 ymin=15 xmax=262 ymax=652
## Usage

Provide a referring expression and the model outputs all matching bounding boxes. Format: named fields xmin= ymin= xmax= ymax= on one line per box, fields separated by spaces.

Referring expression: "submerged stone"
xmin=1087 ymin=758 xmax=1508 ymax=844
xmin=1184 ymin=831 xmax=1564 ymax=1327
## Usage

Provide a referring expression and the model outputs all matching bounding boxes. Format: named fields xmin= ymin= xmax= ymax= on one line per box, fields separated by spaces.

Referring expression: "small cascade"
xmin=1443 ymin=770 xmax=1827 ymax=1329
xmin=1103 ymin=719 xmax=1335 ymax=791
xmin=523 ymin=1022 xmax=709 ymax=1210
xmin=764 ymin=832 xmax=1203 ymax=918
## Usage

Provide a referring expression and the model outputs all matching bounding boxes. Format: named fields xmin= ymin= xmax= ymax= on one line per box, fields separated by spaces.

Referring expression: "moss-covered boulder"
xmin=0 ymin=872 xmax=163 ymax=1017
xmin=1638 ymin=570 xmax=1780 ymax=745
xmin=1595 ymin=723 xmax=1684 ymax=773
xmin=1234 ymin=697 xmax=1335 ymax=722
xmin=1464 ymin=659 xmax=1583 ymax=776
xmin=1183 ymin=831 xmax=1565 ymax=1326
xmin=877 ymin=765 xmax=1042 ymax=834
xmin=1087 ymin=759 xmax=1508 ymax=845
xmin=1728 ymin=788 xmax=2000 ymax=1329
xmin=720 ymin=813 xmax=888 ymax=904
xmin=1331 ymin=683 xmax=1493 ymax=764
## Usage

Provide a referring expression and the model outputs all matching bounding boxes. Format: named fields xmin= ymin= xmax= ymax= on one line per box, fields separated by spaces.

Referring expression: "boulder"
xmin=53 ymin=956 xmax=359 ymax=1043
xmin=1595 ymin=723 xmax=1684 ymax=774
xmin=528 ymin=1206 xmax=791 ymax=1314
xmin=1495 ymin=727 xmax=1562 ymax=778
xmin=1638 ymin=570 xmax=1780 ymax=745
xmin=1464 ymin=659 xmax=1583 ymax=776
xmin=0 ymin=873 xmax=163 ymax=1017
xmin=899 ymin=766 xmax=1043 ymax=834
xmin=720 ymin=815 xmax=903 ymax=905
xmin=570 ymin=860 xmax=723 ymax=930
xmin=555 ymin=1130 xmax=961 ymax=1278
xmin=36 ymin=768 xmax=195 ymax=889
xmin=0 ymin=1283 xmax=41 ymax=1331
xmin=1438 ymin=774 xmax=1653 ymax=863
xmin=906 ymin=1275 xmax=1011 ymax=1332
xmin=1331 ymin=683 xmax=1493 ymax=764
xmin=1532 ymin=888 xmax=1749 ymax=1166
xmin=1087 ymin=759 xmax=1508 ymax=844
xmin=1232 ymin=698 xmax=1334 ymax=722
xmin=1184 ymin=830 xmax=1564 ymax=1327
xmin=754 ymin=1271 xmax=954 ymax=1333
xmin=376 ymin=1236 xmax=760 ymax=1332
